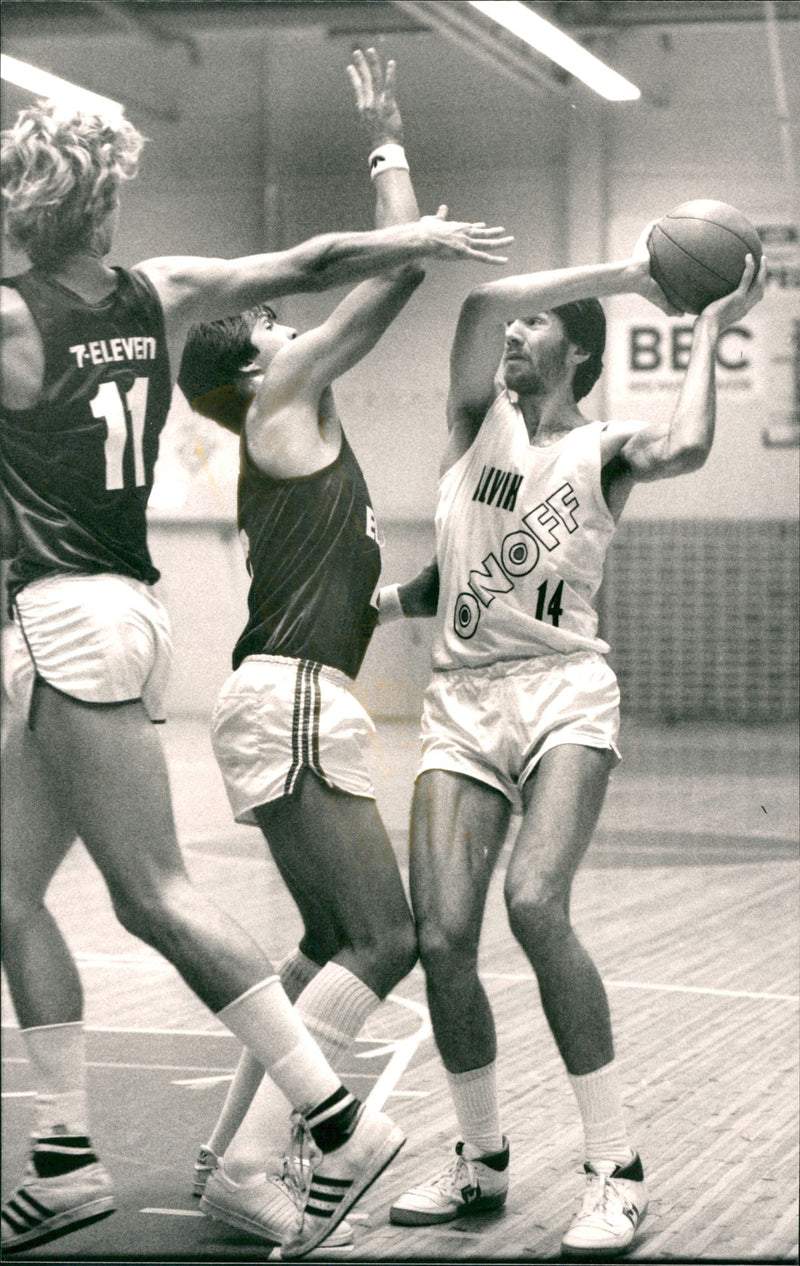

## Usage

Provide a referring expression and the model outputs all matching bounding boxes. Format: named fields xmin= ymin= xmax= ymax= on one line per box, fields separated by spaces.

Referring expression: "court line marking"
xmin=481 ymin=973 xmax=799 ymax=1003
xmin=2 ymin=1024 xmax=231 ymax=1037
xmin=2 ymin=1057 xmax=234 ymax=1073
xmin=365 ymin=993 xmax=431 ymax=1113
xmin=141 ymin=1208 xmax=204 ymax=1218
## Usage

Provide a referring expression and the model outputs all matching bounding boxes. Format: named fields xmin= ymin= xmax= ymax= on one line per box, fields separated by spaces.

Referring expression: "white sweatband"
xmin=369 ymin=144 xmax=409 ymax=180
xmin=376 ymin=584 xmax=404 ymax=625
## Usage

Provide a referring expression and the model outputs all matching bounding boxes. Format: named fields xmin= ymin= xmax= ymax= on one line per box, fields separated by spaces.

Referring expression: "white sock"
xmin=216 ymin=976 xmax=340 ymax=1114
xmin=223 ymin=964 xmax=379 ymax=1184
xmin=297 ymin=963 xmax=380 ymax=1063
xmin=567 ymin=1061 xmax=634 ymax=1168
xmin=446 ymin=1062 xmax=503 ymax=1157
xmin=21 ymin=1023 xmax=89 ymax=1139
xmin=207 ymin=951 xmax=321 ymax=1159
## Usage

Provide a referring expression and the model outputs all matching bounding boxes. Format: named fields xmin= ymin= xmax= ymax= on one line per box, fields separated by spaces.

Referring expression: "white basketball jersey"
xmin=432 ymin=391 xmax=617 ymax=670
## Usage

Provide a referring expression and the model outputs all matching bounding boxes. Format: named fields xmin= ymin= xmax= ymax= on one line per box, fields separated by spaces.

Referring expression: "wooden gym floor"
xmin=2 ymin=716 xmax=798 ymax=1265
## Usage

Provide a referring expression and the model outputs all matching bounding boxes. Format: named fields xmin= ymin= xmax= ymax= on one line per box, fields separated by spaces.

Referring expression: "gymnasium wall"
xmin=2 ymin=14 xmax=798 ymax=722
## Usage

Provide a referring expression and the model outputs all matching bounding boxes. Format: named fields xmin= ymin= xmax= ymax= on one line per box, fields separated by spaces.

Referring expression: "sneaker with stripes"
xmin=200 ymin=1156 xmax=354 ymax=1252
xmin=1 ymin=1140 xmax=114 ymax=1253
xmin=280 ymin=1104 xmax=405 ymax=1259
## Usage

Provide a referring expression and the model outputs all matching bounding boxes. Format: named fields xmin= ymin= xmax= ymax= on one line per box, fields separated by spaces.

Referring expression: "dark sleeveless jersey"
xmin=0 ymin=266 xmax=172 ymax=605
xmin=233 ymin=430 xmax=382 ymax=678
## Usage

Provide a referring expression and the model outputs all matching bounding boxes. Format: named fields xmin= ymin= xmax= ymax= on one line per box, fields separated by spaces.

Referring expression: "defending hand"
xmin=347 ymin=47 xmax=404 ymax=147
xmin=420 ymin=205 xmax=513 ymax=265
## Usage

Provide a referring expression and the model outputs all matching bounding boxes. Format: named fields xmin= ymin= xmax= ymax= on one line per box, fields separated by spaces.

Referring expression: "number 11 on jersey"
xmin=90 ymin=377 xmax=149 ymax=491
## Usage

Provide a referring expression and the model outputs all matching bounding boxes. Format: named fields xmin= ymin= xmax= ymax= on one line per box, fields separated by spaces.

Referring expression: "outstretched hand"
xmin=420 ymin=205 xmax=513 ymax=265
xmin=700 ymin=252 xmax=767 ymax=329
xmin=347 ymin=47 xmax=404 ymax=147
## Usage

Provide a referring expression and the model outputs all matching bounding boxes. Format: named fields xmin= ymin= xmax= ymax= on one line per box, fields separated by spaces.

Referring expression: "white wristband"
xmin=369 ymin=144 xmax=410 ymax=180
xmin=377 ymin=584 xmax=404 ymax=625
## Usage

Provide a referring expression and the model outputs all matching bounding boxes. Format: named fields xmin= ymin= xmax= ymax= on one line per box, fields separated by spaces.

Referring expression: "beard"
xmin=503 ymin=340 xmax=570 ymax=396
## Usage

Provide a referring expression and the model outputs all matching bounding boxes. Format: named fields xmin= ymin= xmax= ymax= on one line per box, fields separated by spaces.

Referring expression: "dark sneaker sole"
xmin=3 ymin=1204 xmax=115 ymax=1253
xmin=390 ymin=1190 xmax=507 ymax=1226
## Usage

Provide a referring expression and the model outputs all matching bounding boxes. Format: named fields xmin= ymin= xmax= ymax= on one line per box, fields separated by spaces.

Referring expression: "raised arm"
xmin=445 ymin=224 xmax=681 ymax=462
xmin=137 ymin=129 xmax=510 ymax=380
xmin=605 ymin=253 xmax=767 ymax=483
xmin=257 ymin=46 xmax=428 ymax=400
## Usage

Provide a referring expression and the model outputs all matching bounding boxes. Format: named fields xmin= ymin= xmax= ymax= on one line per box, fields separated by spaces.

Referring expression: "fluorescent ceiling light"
xmin=467 ymin=1 xmax=641 ymax=101
xmin=0 ymin=54 xmax=123 ymax=113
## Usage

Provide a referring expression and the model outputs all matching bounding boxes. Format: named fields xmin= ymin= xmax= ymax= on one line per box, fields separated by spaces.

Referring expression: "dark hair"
xmin=177 ymin=304 xmax=276 ymax=435
xmin=551 ymin=298 xmax=606 ymax=401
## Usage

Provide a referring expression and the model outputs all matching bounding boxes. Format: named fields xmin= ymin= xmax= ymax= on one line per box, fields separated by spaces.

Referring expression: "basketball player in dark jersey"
xmin=0 ymin=92 xmax=511 ymax=1257
xmin=176 ymin=50 xmax=510 ymax=1254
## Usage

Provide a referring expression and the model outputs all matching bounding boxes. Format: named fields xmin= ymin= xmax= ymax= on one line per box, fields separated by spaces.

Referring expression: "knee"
xmin=357 ymin=911 xmax=418 ymax=994
xmin=108 ymin=872 xmax=188 ymax=945
xmin=417 ymin=919 xmax=478 ymax=983
xmin=504 ymin=880 xmax=570 ymax=959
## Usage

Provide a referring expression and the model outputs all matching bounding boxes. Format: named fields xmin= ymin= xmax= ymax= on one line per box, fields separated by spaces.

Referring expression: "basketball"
xmin=647 ymin=200 xmax=762 ymax=314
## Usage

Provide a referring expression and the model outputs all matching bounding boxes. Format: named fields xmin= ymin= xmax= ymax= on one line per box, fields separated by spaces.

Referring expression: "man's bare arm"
xmin=609 ymin=254 xmax=766 ymax=482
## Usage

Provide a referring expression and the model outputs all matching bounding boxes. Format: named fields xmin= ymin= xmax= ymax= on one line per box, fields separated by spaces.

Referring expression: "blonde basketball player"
xmin=0 ymin=82 xmax=509 ymax=1258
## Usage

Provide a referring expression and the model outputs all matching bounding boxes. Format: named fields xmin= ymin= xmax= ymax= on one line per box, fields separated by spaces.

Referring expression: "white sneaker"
xmin=390 ymin=1138 xmax=509 ymax=1226
xmin=561 ymin=1153 xmax=648 ymax=1258
xmin=192 ymin=1144 xmax=218 ymax=1197
xmin=1 ymin=1159 xmax=115 ymax=1252
xmin=280 ymin=1105 xmax=405 ymax=1259
xmin=200 ymin=1157 xmax=353 ymax=1250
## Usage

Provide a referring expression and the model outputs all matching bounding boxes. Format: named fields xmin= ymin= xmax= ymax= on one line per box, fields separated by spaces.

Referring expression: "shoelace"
xmin=286 ymin=1112 xmax=320 ymax=1217
xmin=429 ymin=1150 xmax=477 ymax=1196
xmin=577 ymin=1170 xmax=626 ymax=1222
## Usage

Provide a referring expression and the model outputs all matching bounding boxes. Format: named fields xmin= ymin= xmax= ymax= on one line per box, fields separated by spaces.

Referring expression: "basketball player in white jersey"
xmin=378 ymin=239 xmax=765 ymax=1255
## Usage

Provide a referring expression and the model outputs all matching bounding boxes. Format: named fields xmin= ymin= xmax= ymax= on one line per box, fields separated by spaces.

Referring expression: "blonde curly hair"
xmin=1 ymin=101 xmax=145 ymax=266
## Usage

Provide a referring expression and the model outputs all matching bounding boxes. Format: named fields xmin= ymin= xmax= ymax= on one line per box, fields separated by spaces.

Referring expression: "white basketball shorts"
xmin=418 ymin=650 xmax=621 ymax=809
xmin=5 ymin=573 xmax=173 ymax=724
xmin=211 ymin=654 xmax=377 ymax=824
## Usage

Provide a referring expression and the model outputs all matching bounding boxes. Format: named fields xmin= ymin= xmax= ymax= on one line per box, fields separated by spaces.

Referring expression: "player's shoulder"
xmin=0 ymin=283 xmax=39 ymax=367
xmin=0 ymin=282 xmax=33 ymax=333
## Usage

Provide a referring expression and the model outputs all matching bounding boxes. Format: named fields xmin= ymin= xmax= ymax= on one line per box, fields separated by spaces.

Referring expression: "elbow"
xmin=675 ymin=442 xmax=711 ymax=473
xmin=461 ymin=285 xmax=494 ymax=314
xmin=400 ymin=263 xmax=426 ymax=289
xmin=301 ymin=237 xmax=342 ymax=291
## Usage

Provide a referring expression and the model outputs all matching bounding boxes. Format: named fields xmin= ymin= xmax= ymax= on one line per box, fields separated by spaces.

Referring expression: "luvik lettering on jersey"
xmin=472 ymin=464 xmax=524 ymax=511
xmin=454 ymin=479 xmax=578 ymax=639
xmin=68 ymin=337 xmax=157 ymax=368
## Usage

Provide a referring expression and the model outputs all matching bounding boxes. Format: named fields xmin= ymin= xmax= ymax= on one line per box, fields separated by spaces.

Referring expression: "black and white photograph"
xmin=1 ymin=2 xmax=798 ymax=1263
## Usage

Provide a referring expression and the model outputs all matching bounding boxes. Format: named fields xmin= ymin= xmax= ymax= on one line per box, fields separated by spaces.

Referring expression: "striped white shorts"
xmin=5 ymin=572 xmax=173 ymax=724
xmin=211 ymin=654 xmax=377 ymax=825
xmin=418 ymin=650 xmax=621 ymax=810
